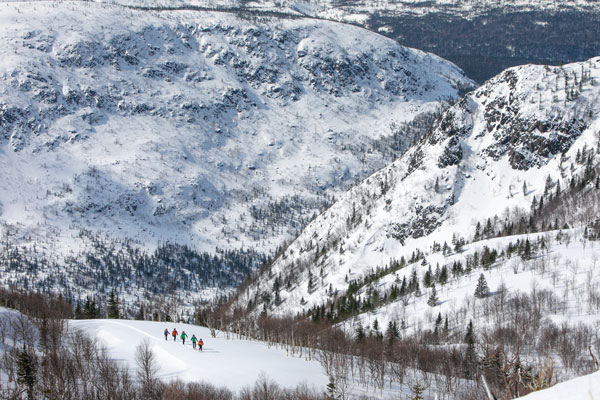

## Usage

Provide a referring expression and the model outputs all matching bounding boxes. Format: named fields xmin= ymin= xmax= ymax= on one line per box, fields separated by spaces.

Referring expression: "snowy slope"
xmin=233 ymin=57 xmax=600 ymax=317
xmin=68 ymin=313 xmax=600 ymax=399
xmin=69 ymin=318 xmax=329 ymax=391
xmin=519 ymin=370 xmax=600 ymax=400
xmin=0 ymin=1 xmax=472 ymax=299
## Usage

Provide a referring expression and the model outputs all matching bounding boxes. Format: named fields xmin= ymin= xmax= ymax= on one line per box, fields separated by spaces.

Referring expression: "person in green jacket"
xmin=181 ymin=331 xmax=188 ymax=345
xmin=191 ymin=334 xmax=197 ymax=349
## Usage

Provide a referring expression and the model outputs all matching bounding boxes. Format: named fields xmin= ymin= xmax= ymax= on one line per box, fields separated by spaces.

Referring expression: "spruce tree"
xmin=107 ymin=289 xmax=120 ymax=319
xmin=372 ymin=318 xmax=379 ymax=333
xmin=325 ymin=376 xmax=338 ymax=400
xmin=74 ymin=301 xmax=83 ymax=319
xmin=16 ymin=344 xmax=36 ymax=400
xmin=474 ymin=274 xmax=490 ymax=298
xmin=427 ymin=284 xmax=438 ymax=307
xmin=135 ymin=304 xmax=145 ymax=320
xmin=423 ymin=266 xmax=433 ymax=288
xmin=355 ymin=323 xmax=365 ymax=342
xmin=83 ymin=297 xmax=99 ymax=319
xmin=438 ymin=265 xmax=448 ymax=285
xmin=463 ymin=320 xmax=478 ymax=379
xmin=411 ymin=383 xmax=425 ymax=400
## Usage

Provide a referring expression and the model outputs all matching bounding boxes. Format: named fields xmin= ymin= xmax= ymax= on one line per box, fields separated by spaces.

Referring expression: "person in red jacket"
xmin=198 ymin=338 xmax=204 ymax=351
xmin=172 ymin=328 xmax=178 ymax=342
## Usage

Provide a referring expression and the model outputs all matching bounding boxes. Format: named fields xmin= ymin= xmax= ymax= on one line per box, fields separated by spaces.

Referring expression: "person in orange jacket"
xmin=172 ymin=328 xmax=178 ymax=342
xmin=198 ymin=338 xmax=204 ymax=352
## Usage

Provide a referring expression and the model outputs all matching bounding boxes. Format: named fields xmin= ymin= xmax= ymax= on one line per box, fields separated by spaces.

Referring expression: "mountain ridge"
xmin=231 ymin=57 xmax=600 ymax=318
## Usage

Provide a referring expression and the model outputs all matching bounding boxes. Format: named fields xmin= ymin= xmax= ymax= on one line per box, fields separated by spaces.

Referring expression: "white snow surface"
xmin=70 ymin=318 xmax=329 ymax=391
xmin=519 ymin=370 xmax=600 ymax=400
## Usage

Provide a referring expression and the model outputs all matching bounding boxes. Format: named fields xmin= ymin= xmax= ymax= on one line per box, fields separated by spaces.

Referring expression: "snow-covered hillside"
xmin=0 ymin=1 xmax=472 ymax=300
xmin=226 ymin=57 xmax=600 ymax=397
xmin=519 ymin=369 xmax=600 ymax=400
xmin=234 ymin=57 xmax=600 ymax=317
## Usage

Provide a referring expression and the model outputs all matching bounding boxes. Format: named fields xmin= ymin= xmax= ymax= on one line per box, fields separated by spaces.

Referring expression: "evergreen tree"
xmin=438 ymin=265 xmax=448 ymax=285
xmin=74 ymin=301 xmax=83 ymax=319
xmin=411 ymin=383 xmax=425 ymax=400
xmin=385 ymin=320 xmax=399 ymax=344
xmin=107 ymin=289 xmax=120 ymax=319
xmin=522 ymin=239 xmax=532 ymax=260
xmin=463 ymin=320 xmax=478 ymax=379
xmin=83 ymin=297 xmax=99 ymax=319
xmin=135 ymin=304 xmax=145 ymax=320
xmin=325 ymin=376 xmax=338 ymax=400
xmin=474 ymin=274 xmax=490 ymax=298
xmin=16 ymin=344 xmax=36 ymax=400
xmin=355 ymin=323 xmax=365 ymax=342
xmin=399 ymin=276 xmax=407 ymax=296
xmin=544 ymin=174 xmax=554 ymax=196
xmin=427 ymin=284 xmax=438 ymax=307
xmin=423 ymin=266 xmax=433 ymax=288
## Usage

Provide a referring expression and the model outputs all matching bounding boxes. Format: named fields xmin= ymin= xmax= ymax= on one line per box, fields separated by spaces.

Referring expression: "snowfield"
xmin=50 ymin=316 xmax=600 ymax=399
xmin=70 ymin=318 xmax=329 ymax=391
xmin=519 ymin=370 xmax=600 ymax=400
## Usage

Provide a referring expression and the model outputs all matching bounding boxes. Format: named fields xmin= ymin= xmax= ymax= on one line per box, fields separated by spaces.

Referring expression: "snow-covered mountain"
xmin=0 ymin=1 xmax=472 ymax=301
xmin=93 ymin=0 xmax=600 ymax=82
xmin=233 ymin=57 xmax=600 ymax=317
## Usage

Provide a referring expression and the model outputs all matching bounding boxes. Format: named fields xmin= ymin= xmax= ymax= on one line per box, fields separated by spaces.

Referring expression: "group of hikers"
xmin=164 ymin=328 xmax=204 ymax=351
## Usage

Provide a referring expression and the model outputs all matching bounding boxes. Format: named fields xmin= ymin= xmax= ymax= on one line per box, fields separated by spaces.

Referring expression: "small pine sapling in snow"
xmin=325 ymin=376 xmax=338 ymax=400
xmin=411 ymin=383 xmax=425 ymax=400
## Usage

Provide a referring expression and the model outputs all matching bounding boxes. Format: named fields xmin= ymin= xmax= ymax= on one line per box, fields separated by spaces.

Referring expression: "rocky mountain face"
xmin=0 ymin=1 xmax=472 ymax=304
xmin=233 ymin=57 xmax=600 ymax=318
